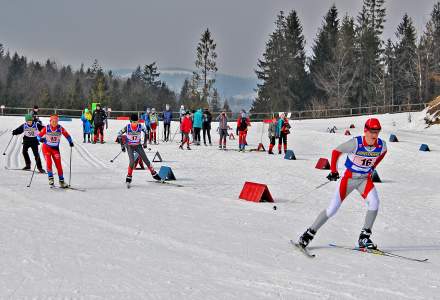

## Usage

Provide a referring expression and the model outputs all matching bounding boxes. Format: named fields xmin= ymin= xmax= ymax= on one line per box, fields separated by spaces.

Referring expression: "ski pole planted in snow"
xmin=2 ymin=135 xmax=14 ymax=155
xmin=68 ymin=147 xmax=72 ymax=187
xmin=110 ymin=150 xmax=123 ymax=163
xmin=26 ymin=163 xmax=38 ymax=188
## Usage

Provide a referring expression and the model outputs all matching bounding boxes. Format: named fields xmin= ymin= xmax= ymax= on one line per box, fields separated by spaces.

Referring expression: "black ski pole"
xmin=110 ymin=150 xmax=123 ymax=163
xmin=27 ymin=163 xmax=38 ymax=188
xmin=69 ymin=147 xmax=72 ymax=187
xmin=288 ymin=181 xmax=331 ymax=204
xmin=2 ymin=135 xmax=14 ymax=155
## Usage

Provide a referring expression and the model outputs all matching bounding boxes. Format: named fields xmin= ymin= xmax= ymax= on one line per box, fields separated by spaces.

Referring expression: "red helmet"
xmin=364 ymin=118 xmax=381 ymax=131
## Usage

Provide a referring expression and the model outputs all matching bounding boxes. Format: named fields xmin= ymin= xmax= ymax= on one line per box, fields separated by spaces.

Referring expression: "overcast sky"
xmin=0 ymin=0 xmax=438 ymax=77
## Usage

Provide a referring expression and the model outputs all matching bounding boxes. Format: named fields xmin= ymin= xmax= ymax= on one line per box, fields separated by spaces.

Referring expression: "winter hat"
xmin=181 ymin=105 xmax=185 ymax=109
xmin=165 ymin=104 xmax=170 ymax=110
xmin=130 ymin=114 xmax=139 ymax=122
xmin=152 ymin=108 xmax=156 ymax=112
xmin=146 ymin=108 xmax=151 ymax=113
xmin=364 ymin=118 xmax=381 ymax=132
xmin=25 ymin=114 xmax=33 ymax=122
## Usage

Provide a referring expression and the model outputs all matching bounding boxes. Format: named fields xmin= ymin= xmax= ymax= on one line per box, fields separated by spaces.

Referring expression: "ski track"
xmin=75 ymin=143 xmax=110 ymax=169
xmin=0 ymin=114 xmax=439 ymax=299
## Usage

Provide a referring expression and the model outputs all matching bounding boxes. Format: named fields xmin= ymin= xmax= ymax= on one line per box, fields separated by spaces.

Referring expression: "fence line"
xmin=0 ymin=103 xmax=428 ymax=121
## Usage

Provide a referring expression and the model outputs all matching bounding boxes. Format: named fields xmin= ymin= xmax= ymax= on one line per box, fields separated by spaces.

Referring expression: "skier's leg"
xmin=22 ymin=144 xmax=31 ymax=168
xmin=300 ymin=176 xmax=358 ymax=247
xmin=31 ymin=144 xmax=43 ymax=169
xmin=52 ymin=149 xmax=64 ymax=181
xmin=127 ymin=146 xmax=135 ymax=177
xmin=283 ymin=134 xmax=287 ymax=153
xmin=42 ymin=145 xmax=53 ymax=176
xmin=136 ymin=145 xmax=151 ymax=169
xmin=207 ymin=128 xmax=211 ymax=144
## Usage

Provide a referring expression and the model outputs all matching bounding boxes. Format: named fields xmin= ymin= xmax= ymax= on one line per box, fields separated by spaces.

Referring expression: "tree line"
xmin=252 ymin=0 xmax=440 ymax=113
xmin=0 ymin=27 xmax=230 ymax=113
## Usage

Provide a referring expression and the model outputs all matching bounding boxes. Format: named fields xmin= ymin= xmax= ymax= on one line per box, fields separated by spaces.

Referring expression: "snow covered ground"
xmin=0 ymin=111 xmax=439 ymax=299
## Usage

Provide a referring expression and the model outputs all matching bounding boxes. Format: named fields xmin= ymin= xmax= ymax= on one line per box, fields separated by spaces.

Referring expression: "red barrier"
xmin=315 ymin=158 xmax=330 ymax=170
xmin=239 ymin=182 xmax=274 ymax=203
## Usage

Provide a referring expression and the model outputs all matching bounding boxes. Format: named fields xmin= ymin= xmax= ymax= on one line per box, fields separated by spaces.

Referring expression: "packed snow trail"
xmin=0 ymin=112 xmax=439 ymax=299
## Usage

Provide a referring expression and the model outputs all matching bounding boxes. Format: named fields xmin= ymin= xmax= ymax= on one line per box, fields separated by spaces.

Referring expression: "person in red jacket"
xmin=37 ymin=115 xmax=74 ymax=187
xmin=236 ymin=110 xmax=251 ymax=152
xmin=179 ymin=111 xmax=193 ymax=150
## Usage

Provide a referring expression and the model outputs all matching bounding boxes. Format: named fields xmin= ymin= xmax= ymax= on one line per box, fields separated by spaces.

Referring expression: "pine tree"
xmin=142 ymin=62 xmax=161 ymax=88
xmin=383 ymin=39 xmax=396 ymax=106
xmin=210 ymin=88 xmax=220 ymax=111
xmin=394 ymin=14 xmax=418 ymax=105
xmin=252 ymin=10 xmax=310 ymax=112
xmin=223 ymin=99 xmax=231 ymax=112
xmin=309 ymin=5 xmax=340 ymax=103
xmin=194 ymin=28 xmax=218 ymax=105
xmin=353 ymin=0 xmax=386 ymax=108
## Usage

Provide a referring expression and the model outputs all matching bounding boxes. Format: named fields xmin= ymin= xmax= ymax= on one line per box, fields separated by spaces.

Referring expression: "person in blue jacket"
xmin=81 ymin=108 xmax=92 ymax=143
xmin=192 ymin=108 xmax=203 ymax=146
xmin=162 ymin=104 xmax=173 ymax=142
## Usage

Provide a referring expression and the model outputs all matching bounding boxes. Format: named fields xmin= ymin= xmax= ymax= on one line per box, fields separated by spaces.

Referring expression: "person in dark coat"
xmin=91 ymin=104 xmax=107 ymax=144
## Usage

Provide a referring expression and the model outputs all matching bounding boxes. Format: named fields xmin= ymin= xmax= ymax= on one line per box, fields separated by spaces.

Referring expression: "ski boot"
xmin=268 ymin=151 xmax=274 ymax=155
xmin=151 ymin=170 xmax=161 ymax=181
xmin=22 ymin=165 xmax=31 ymax=171
xmin=59 ymin=179 xmax=68 ymax=189
xmin=38 ymin=167 xmax=46 ymax=174
xmin=358 ymin=228 xmax=377 ymax=249
xmin=187 ymin=146 xmax=191 ymax=150
xmin=179 ymin=145 xmax=184 ymax=150
xmin=278 ymin=150 xmax=282 ymax=154
xmin=48 ymin=176 xmax=55 ymax=186
xmin=126 ymin=175 xmax=132 ymax=188
xmin=298 ymin=228 xmax=316 ymax=249
xmin=219 ymin=145 xmax=222 ymax=150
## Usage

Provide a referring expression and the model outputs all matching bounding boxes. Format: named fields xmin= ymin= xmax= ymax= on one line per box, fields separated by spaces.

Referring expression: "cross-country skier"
xmin=236 ymin=110 xmax=251 ymax=152
xmin=37 ymin=115 xmax=74 ymax=187
xmin=118 ymin=114 xmax=161 ymax=186
xmin=179 ymin=111 xmax=193 ymax=150
xmin=12 ymin=114 xmax=45 ymax=172
xmin=297 ymin=118 xmax=387 ymax=250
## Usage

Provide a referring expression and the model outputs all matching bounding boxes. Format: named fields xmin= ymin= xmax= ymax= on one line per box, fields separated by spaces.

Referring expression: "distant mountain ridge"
xmin=112 ymin=68 xmax=257 ymax=112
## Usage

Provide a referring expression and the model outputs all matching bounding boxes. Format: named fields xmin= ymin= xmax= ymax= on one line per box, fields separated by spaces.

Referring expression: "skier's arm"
xmin=117 ymin=126 xmax=127 ymax=138
xmin=61 ymin=127 xmax=74 ymax=145
xmin=373 ymin=142 xmax=388 ymax=168
xmin=37 ymin=123 xmax=44 ymax=131
xmin=330 ymin=139 xmax=357 ymax=173
xmin=37 ymin=127 xmax=47 ymax=143
xmin=12 ymin=124 xmax=24 ymax=135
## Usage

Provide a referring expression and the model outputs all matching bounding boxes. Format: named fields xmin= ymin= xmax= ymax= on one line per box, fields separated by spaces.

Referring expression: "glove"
xmin=40 ymin=137 xmax=47 ymax=144
xmin=327 ymin=172 xmax=340 ymax=181
xmin=121 ymin=146 xmax=126 ymax=152
xmin=69 ymin=142 xmax=74 ymax=147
